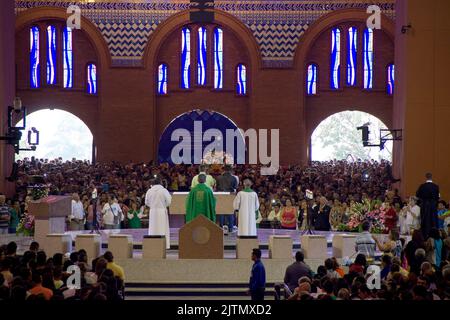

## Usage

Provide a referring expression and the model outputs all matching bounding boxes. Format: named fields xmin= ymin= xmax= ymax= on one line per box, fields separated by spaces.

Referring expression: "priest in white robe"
xmin=233 ymin=178 xmax=260 ymax=237
xmin=145 ymin=177 xmax=172 ymax=249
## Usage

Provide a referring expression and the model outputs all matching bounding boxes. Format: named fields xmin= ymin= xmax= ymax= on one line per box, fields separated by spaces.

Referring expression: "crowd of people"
xmin=12 ymin=157 xmax=395 ymax=200
xmin=1 ymin=157 xmax=450 ymax=301
xmin=1 ymin=232 xmax=449 ymax=301
xmin=266 ymin=227 xmax=450 ymax=300
xmin=0 ymin=241 xmax=125 ymax=301
xmin=275 ymin=246 xmax=450 ymax=300
xmin=3 ymin=157 xmax=401 ymax=231
xmin=1 ymin=157 xmax=448 ymax=237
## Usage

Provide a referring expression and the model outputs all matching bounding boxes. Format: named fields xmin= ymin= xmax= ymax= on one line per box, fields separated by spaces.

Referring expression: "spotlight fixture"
xmin=357 ymin=124 xmax=403 ymax=150
xmin=0 ymin=97 xmax=40 ymax=154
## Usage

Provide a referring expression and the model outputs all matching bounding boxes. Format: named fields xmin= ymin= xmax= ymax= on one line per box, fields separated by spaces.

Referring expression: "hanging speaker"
xmin=190 ymin=0 xmax=214 ymax=23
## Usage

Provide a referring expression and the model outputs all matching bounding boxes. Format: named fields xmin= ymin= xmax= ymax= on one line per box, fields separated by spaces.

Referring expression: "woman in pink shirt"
xmin=280 ymin=199 xmax=298 ymax=230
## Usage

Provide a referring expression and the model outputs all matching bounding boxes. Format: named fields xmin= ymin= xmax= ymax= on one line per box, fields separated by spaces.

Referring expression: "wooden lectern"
xmin=28 ymin=196 xmax=71 ymax=247
xmin=179 ymin=215 xmax=224 ymax=259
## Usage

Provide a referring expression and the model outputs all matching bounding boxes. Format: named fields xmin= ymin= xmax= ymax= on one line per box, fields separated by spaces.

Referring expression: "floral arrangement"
xmin=365 ymin=208 xmax=387 ymax=234
xmin=337 ymin=199 xmax=387 ymax=234
xmin=16 ymin=182 xmax=49 ymax=237
xmin=16 ymin=213 xmax=35 ymax=237
xmin=30 ymin=187 xmax=49 ymax=200
xmin=202 ymin=150 xmax=234 ymax=165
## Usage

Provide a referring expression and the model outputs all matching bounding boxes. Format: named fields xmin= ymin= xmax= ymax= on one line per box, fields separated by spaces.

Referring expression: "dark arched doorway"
xmin=158 ymin=109 xmax=245 ymax=165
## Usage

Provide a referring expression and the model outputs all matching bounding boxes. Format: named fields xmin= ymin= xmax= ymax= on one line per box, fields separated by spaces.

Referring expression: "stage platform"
xmin=118 ymin=258 xmax=317 ymax=300
xmin=1 ymin=228 xmax=394 ymax=257
xmin=1 ymin=230 xmax=395 ymax=299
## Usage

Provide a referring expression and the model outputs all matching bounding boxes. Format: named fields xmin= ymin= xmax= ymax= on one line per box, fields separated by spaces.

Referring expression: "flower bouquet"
xmin=338 ymin=199 xmax=387 ymax=234
xmin=16 ymin=213 xmax=35 ymax=236
xmin=30 ymin=186 xmax=49 ymax=200
xmin=364 ymin=208 xmax=387 ymax=234
xmin=16 ymin=177 xmax=50 ymax=237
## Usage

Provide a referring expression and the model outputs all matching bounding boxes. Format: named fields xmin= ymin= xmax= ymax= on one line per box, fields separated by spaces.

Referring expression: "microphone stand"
xmin=301 ymin=208 xmax=315 ymax=235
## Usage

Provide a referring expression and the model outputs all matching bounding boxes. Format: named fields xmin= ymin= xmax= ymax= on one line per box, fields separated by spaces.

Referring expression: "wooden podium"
xmin=179 ymin=215 xmax=224 ymax=259
xmin=28 ymin=196 xmax=71 ymax=248
xmin=170 ymin=192 xmax=235 ymax=215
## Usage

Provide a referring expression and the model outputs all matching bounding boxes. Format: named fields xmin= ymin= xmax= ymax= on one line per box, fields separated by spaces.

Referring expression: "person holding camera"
xmin=268 ymin=202 xmax=281 ymax=229
xmin=102 ymin=195 xmax=123 ymax=229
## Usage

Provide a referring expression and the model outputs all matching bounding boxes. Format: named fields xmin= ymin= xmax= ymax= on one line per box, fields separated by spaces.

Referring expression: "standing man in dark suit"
xmin=216 ymin=165 xmax=238 ymax=232
xmin=416 ymin=173 xmax=440 ymax=239
xmin=312 ymin=196 xmax=331 ymax=231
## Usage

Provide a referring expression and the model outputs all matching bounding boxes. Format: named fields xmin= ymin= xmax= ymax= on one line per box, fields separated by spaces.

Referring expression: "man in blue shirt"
xmin=249 ymin=248 xmax=266 ymax=301
xmin=355 ymin=221 xmax=376 ymax=258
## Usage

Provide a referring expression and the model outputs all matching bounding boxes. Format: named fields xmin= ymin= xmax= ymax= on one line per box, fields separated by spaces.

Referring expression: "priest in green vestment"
xmin=185 ymin=174 xmax=216 ymax=223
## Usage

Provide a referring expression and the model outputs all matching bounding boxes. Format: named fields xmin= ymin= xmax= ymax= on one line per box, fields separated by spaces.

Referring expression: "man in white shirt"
xmin=70 ymin=193 xmax=85 ymax=230
xmin=145 ymin=177 xmax=172 ymax=249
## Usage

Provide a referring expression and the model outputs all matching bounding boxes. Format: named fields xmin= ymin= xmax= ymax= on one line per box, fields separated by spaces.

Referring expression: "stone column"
xmin=0 ymin=0 xmax=15 ymax=196
xmin=394 ymin=0 xmax=450 ymax=199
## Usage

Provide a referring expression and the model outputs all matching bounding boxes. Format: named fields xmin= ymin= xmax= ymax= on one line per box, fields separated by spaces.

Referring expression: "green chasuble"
xmin=185 ymin=183 xmax=216 ymax=223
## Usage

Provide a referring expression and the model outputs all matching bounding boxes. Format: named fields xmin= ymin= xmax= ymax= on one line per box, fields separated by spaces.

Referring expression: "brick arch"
xmin=143 ymin=9 xmax=262 ymax=73
xmin=22 ymin=106 xmax=96 ymax=141
xmin=143 ymin=9 xmax=260 ymax=156
xmin=309 ymin=110 xmax=392 ymax=161
xmin=293 ymin=9 xmax=395 ymax=163
xmin=158 ymin=108 xmax=243 ymax=135
xmin=307 ymin=107 xmax=392 ymax=139
xmin=294 ymin=8 xmax=395 ymax=70
xmin=15 ymin=6 xmax=111 ymax=68
xmin=14 ymin=107 xmax=95 ymax=161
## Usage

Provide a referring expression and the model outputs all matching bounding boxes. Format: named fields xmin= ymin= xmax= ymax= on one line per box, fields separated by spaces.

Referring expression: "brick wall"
xmin=14 ymin=11 xmax=393 ymax=166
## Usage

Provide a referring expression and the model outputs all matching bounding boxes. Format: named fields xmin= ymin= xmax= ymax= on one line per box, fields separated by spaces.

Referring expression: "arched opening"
xmin=158 ymin=110 xmax=245 ymax=165
xmin=15 ymin=109 xmax=94 ymax=161
xmin=311 ymin=111 xmax=392 ymax=161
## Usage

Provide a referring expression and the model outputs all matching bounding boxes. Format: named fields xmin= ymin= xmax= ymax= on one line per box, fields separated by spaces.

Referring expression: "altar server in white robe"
xmin=145 ymin=177 xmax=172 ymax=249
xmin=233 ymin=178 xmax=260 ymax=237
